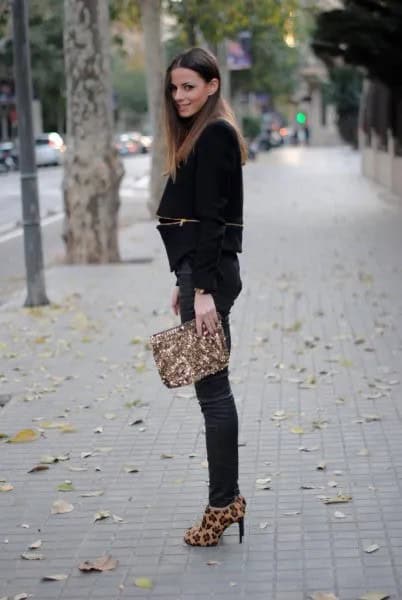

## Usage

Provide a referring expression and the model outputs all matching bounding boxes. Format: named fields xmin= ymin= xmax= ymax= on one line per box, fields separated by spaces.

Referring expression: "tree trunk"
xmin=139 ymin=0 xmax=165 ymax=216
xmin=63 ymin=0 xmax=124 ymax=263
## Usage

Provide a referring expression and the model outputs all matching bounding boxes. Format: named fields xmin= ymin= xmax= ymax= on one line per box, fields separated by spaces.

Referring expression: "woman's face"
xmin=170 ymin=67 xmax=219 ymax=118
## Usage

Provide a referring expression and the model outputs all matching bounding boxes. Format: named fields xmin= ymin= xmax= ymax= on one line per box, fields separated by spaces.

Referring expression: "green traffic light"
xmin=296 ymin=112 xmax=307 ymax=125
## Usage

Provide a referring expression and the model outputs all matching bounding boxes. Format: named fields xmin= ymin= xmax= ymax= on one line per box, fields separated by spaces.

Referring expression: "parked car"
xmin=114 ymin=131 xmax=153 ymax=156
xmin=0 ymin=141 xmax=18 ymax=173
xmin=34 ymin=132 xmax=65 ymax=166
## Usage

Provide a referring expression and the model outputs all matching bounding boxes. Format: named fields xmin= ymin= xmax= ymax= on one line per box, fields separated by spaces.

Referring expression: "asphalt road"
xmin=0 ymin=154 xmax=150 ymax=304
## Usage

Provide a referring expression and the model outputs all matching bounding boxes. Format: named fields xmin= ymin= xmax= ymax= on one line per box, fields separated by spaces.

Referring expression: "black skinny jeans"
xmin=175 ymin=256 xmax=241 ymax=507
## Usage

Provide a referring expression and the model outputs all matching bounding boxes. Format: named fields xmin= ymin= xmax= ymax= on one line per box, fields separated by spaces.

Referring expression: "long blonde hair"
xmin=163 ymin=47 xmax=248 ymax=179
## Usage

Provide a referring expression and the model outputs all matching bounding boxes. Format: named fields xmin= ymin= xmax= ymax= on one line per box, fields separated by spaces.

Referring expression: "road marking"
xmin=0 ymin=213 xmax=64 ymax=244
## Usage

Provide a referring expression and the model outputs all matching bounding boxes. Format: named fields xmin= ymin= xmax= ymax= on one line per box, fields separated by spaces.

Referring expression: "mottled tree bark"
xmin=139 ymin=0 xmax=165 ymax=216
xmin=63 ymin=0 xmax=124 ymax=263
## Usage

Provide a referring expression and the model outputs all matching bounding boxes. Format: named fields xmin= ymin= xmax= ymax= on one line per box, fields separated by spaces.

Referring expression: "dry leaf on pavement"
xmin=94 ymin=510 xmax=111 ymax=522
xmin=41 ymin=574 xmax=68 ymax=581
xmin=134 ymin=577 xmax=153 ymax=589
xmin=8 ymin=429 xmax=39 ymax=443
xmin=309 ymin=593 xmax=338 ymax=600
xmin=78 ymin=555 xmax=118 ymax=572
xmin=124 ymin=465 xmax=139 ymax=473
xmin=28 ymin=465 xmax=49 ymax=473
xmin=21 ymin=552 xmax=44 ymax=560
xmin=0 ymin=483 xmax=13 ymax=492
xmin=365 ymin=544 xmax=380 ymax=553
xmin=80 ymin=490 xmax=103 ymax=497
xmin=29 ymin=540 xmax=42 ymax=549
xmin=322 ymin=494 xmax=352 ymax=504
xmin=206 ymin=560 xmax=221 ymax=566
xmin=51 ymin=499 xmax=74 ymax=514
xmin=359 ymin=594 xmax=390 ymax=600
xmin=57 ymin=481 xmax=74 ymax=492
xmin=291 ymin=426 xmax=304 ymax=434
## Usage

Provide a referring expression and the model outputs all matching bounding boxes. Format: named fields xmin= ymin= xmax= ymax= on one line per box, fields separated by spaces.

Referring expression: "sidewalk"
xmin=1 ymin=146 xmax=402 ymax=600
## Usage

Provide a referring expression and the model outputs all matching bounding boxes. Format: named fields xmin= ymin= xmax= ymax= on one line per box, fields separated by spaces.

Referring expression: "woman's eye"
xmin=184 ymin=85 xmax=193 ymax=91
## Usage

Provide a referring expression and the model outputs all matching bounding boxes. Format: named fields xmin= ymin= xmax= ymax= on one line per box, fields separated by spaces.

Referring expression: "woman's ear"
xmin=208 ymin=78 xmax=220 ymax=96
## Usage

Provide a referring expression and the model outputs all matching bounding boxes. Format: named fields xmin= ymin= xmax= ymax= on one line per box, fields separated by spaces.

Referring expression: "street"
xmin=0 ymin=154 xmax=150 ymax=302
xmin=1 ymin=146 xmax=402 ymax=599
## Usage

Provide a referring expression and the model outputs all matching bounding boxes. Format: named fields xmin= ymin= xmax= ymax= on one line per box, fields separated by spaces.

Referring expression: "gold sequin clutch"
xmin=150 ymin=318 xmax=230 ymax=388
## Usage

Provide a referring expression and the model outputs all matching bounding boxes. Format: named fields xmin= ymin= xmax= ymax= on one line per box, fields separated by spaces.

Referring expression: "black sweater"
xmin=157 ymin=119 xmax=244 ymax=292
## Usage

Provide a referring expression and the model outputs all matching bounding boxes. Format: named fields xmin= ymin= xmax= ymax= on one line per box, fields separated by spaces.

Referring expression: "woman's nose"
xmin=174 ymin=88 xmax=184 ymax=101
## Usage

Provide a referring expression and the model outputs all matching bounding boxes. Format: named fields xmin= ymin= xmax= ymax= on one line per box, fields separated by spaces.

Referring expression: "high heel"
xmin=184 ymin=495 xmax=247 ymax=547
xmin=238 ymin=516 xmax=244 ymax=543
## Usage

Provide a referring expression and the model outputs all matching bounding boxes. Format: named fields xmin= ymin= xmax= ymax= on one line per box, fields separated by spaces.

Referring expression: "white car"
xmin=35 ymin=132 xmax=65 ymax=166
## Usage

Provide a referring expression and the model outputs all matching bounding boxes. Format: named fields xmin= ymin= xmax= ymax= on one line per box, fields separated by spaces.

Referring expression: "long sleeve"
xmin=192 ymin=122 xmax=237 ymax=292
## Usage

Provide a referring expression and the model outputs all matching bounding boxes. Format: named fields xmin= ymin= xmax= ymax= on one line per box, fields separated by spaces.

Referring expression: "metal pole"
xmin=11 ymin=0 xmax=49 ymax=307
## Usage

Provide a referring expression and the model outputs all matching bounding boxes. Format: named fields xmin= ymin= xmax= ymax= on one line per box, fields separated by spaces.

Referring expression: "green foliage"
xmin=322 ymin=65 xmax=363 ymax=146
xmin=112 ymin=54 xmax=148 ymax=121
xmin=312 ymin=0 xmax=402 ymax=87
xmin=167 ymin=0 xmax=297 ymax=46
xmin=231 ymin=25 xmax=298 ymax=100
xmin=242 ymin=115 xmax=261 ymax=139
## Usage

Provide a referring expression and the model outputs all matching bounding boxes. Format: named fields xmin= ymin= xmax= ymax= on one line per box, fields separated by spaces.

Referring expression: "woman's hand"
xmin=171 ymin=286 xmax=180 ymax=316
xmin=194 ymin=292 xmax=218 ymax=336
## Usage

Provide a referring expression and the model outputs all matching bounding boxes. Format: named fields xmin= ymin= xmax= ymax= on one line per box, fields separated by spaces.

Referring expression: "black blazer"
xmin=157 ymin=119 xmax=244 ymax=292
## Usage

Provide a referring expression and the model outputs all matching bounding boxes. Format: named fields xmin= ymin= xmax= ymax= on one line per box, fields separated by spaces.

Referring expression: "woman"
xmin=157 ymin=47 xmax=247 ymax=547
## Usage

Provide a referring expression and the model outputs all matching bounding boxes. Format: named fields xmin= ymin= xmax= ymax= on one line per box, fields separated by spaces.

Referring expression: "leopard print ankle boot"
xmin=184 ymin=495 xmax=246 ymax=546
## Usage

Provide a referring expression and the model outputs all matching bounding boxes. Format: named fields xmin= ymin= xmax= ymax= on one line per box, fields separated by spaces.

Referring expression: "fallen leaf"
xmin=160 ymin=453 xmax=174 ymax=459
xmin=259 ymin=521 xmax=269 ymax=529
xmin=94 ymin=510 xmax=111 ymax=522
xmin=80 ymin=452 xmax=93 ymax=459
xmin=40 ymin=454 xmax=69 ymax=464
xmin=60 ymin=424 xmax=76 ymax=433
xmin=291 ymin=426 xmax=304 ymax=434
xmin=282 ymin=511 xmax=300 ymax=516
xmin=41 ymin=574 xmax=68 ymax=581
xmin=0 ymin=483 xmax=13 ymax=492
xmin=80 ymin=490 xmax=103 ymax=497
xmin=51 ymin=499 xmax=74 ymax=514
xmin=93 ymin=426 xmax=103 ymax=434
xmin=8 ymin=429 xmax=39 ymax=443
xmin=29 ymin=540 xmax=42 ymax=549
xmin=256 ymin=477 xmax=272 ymax=490
xmin=79 ymin=555 xmax=118 ymax=572
xmin=359 ymin=594 xmax=390 ymax=600
xmin=21 ymin=552 xmax=44 ymax=560
xmin=309 ymin=593 xmax=338 ymax=600
xmin=327 ymin=481 xmax=338 ymax=488
xmin=365 ymin=544 xmax=380 ymax=553
xmin=134 ymin=577 xmax=153 ymax=589
xmin=28 ymin=465 xmax=49 ymax=473
xmin=316 ymin=462 xmax=327 ymax=471
xmin=358 ymin=448 xmax=370 ymax=456
xmin=123 ymin=465 xmax=139 ymax=473
xmin=322 ymin=494 xmax=352 ymax=504
xmin=206 ymin=560 xmax=221 ymax=566
xmin=130 ymin=419 xmax=144 ymax=426
xmin=39 ymin=421 xmax=70 ymax=430
xmin=363 ymin=414 xmax=382 ymax=422
xmin=112 ymin=514 xmax=124 ymax=523
xmin=13 ymin=595 xmax=30 ymax=600
xmin=0 ymin=433 xmax=9 ymax=439
xmin=57 ymin=481 xmax=74 ymax=492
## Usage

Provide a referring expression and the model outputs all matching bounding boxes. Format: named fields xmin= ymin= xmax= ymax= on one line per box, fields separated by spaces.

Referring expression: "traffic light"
xmin=296 ymin=111 xmax=307 ymax=125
